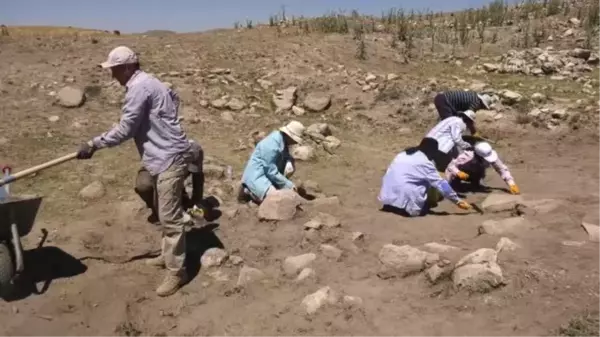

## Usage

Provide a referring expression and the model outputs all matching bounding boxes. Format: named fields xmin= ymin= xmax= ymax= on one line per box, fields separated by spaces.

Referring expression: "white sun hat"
xmin=99 ymin=46 xmax=139 ymax=68
xmin=462 ymin=109 xmax=476 ymax=122
xmin=474 ymin=141 xmax=498 ymax=163
xmin=477 ymin=93 xmax=492 ymax=110
xmin=279 ymin=120 xmax=305 ymax=144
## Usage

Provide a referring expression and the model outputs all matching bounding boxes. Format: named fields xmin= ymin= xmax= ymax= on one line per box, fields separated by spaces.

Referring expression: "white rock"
xmin=452 ymin=263 xmax=504 ymax=293
xmin=365 ymin=73 xmax=377 ymax=83
xmin=236 ymin=266 xmax=266 ymax=287
xmin=568 ymin=18 xmax=581 ymax=26
xmin=455 ymin=248 xmax=497 ymax=268
xmin=378 ymin=244 xmax=439 ymax=277
xmin=295 ymin=268 xmax=316 ymax=282
xmin=258 ymin=189 xmax=304 ymax=221
xmin=283 ymin=253 xmax=317 ymax=276
xmin=79 ymin=181 xmax=105 ymax=200
xmin=201 ymin=248 xmax=228 ymax=268
xmin=479 ymin=217 xmax=533 ymax=235
xmin=481 ymin=193 xmax=524 ymax=212
xmin=290 ymin=145 xmax=316 ymax=161
xmin=500 ymin=90 xmax=523 ymax=105
xmin=226 ymin=98 xmax=246 ymax=111
xmin=322 ymin=136 xmax=342 ymax=153
xmin=422 ymin=242 xmax=459 ymax=254
xmin=301 ymin=286 xmax=339 ymax=314
xmin=530 ymin=92 xmax=547 ymax=104
xmin=320 ymin=244 xmax=342 ymax=260
xmin=48 ymin=115 xmax=60 ymax=122
xmin=342 ymin=295 xmax=363 ymax=308
xmin=496 ymin=237 xmax=519 ymax=252
xmin=386 ymin=73 xmax=399 ymax=81
xmin=303 ymin=219 xmax=323 ymax=230
xmin=57 ymin=86 xmax=85 ymax=108
xmin=291 ymin=105 xmax=306 ymax=116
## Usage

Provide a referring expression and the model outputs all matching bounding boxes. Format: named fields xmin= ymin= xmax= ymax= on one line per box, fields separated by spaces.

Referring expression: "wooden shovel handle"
xmin=0 ymin=152 xmax=78 ymax=187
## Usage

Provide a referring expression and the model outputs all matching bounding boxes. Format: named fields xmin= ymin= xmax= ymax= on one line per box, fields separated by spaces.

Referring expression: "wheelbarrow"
xmin=0 ymin=152 xmax=77 ymax=298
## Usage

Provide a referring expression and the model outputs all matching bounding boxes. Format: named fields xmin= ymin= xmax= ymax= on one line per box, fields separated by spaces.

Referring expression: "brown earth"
xmin=0 ymin=9 xmax=598 ymax=336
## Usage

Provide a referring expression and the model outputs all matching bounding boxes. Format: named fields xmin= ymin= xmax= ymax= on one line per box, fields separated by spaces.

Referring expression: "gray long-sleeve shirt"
xmin=92 ymin=70 xmax=191 ymax=176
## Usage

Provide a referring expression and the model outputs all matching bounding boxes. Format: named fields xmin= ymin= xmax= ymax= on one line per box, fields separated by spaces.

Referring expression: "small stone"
xmin=315 ymin=212 xmax=341 ymax=228
xmin=455 ymin=248 xmax=498 ymax=268
xmin=283 ymin=253 xmax=317 ymax=276
xmin=320 ymin=244 xmax=342 ymax=260
xmin=342 ymin=295 xmax=363 ymax=308
xmin=496 ymin=237 xmax=519 ymax=252
xmin=479 ymin=217 xmax=533 ymax=235
xmin=236 ymin=266 xmax=265 ymax=287
xmin=48 ymin=115 xmax=60 ymax=122
xmin=365 ymin=73 xmax=377 ymax=83
xmin=272 ymin=86 xmax=297 ymax=111
xmin=322 ymin=136 xmax=341 ymax=153
xmin=551 ymin=109 xmax=569 ymax=120
xmin=295 ymin=268 xmax=316 ymax=282
xmin=562 ymin=240 xmax=586 ymax=247
xmin=481 ymin=193 xmax=524 ymax=212
xmin=306 ymin=123 xmax=332 ymax=137
xmin=568 ymin=18 xmax=581 ymax=26
xmin=229 ymin=255 xmax=244 ymax=265
xmin=79 ymin=181 xmax=105 ymax=200
xmin=210 ymin=98 xmax=228 ymax=109
xmin=292 ymin=106 xmax=305 ymax=116
xmin=57 ymin=86 xmax=85 ymax=108
xmin=301 ymin=286 xmax=339 ymax=314
xmin=530 ymin=93 xmax=546 ymax=104
xmin=308 ymin=196 xmax=340 ymax=207
xmin=482 ymin=63 xmax=499 ymax=72
xmin=581 ymin=222 xmax=600 ymax=242
xmin=226 ymin=98 xmax=246 ymax=111
xmin=562 ymin=29 xmax=574 ymax=37
xmin=422 ymin=242 xmax=459 ymax=254
xmin=426 ymin=264 xmax=452 ymax=284
xmin=257 ymin=78 xmax=273 ymax=89
xmin=304 ymin=219 xmax=323 ymax=230
xmin=351 ymin=232 xmax=364 ymax=242
xmin=386 ymin=73 xmax=399 ymax=81
xmin=303 ymin=93 xmax=332 ymax=112
xmin=499 ymin=90 xmax=522 ymax=105
xmin=200 ymin=248 xmax=228 ymax=268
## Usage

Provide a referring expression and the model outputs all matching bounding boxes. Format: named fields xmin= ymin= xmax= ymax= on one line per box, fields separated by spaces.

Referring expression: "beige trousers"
xmin=156 ymin=157 xmax=189 ymax=275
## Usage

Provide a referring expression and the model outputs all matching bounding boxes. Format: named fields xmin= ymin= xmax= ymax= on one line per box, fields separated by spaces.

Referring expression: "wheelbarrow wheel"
xmin=0 ymin=242 xmax=15 ymax=299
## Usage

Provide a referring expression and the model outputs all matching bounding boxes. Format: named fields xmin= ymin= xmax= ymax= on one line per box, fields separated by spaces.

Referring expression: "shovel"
xmin=462 ymin=135 xmax=497 ymax=145
xmin=0 ymin=152 xmax=78 ymax=187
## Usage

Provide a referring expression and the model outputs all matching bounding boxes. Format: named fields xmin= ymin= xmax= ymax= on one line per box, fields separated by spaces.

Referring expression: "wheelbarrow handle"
xmin=0 ymin=152 xmax=78 ymax=187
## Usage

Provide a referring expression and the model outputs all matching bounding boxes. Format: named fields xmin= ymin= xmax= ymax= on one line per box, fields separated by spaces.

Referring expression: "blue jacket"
xmin=242 ymin=131 xmax=295 ymax=200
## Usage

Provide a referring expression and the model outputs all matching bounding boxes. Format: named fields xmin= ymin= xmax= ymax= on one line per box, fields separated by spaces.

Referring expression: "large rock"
xmin=452 ymin=248 xmax=504 ymax=293
xmin=481 ymin=193 xmax=524 ymax=212
xmin=499 ymin=90 xmax=522 ymax=105
xmin=57 ymin=86 xmax=85 ymax=108
xmin=478 ymin=217 xmax=533 ymax=235
xmin=520 ymin=198 xmax=562 ymax=215
xmin=569 ymin=48 xmax=592 ymax=60
xmin=290 ymin=145 xmax=316 ymax=161
xmin=422 ymin=242 xmax=459 ymax=254
xmin=236 ymin=266 xmax=266 ymax=287
xmin=301 ymin=286 xmax=340 ymax=314
xmin=581 ymin=222 xmax=600 ymax=242
xmin=303 ymin=93 xmax=332 ymax=112
xmin=283 ymin=253 xmax=317 ymax=276
xmin=272 ymin=86 xmax=297 ymax=111
xmin=258 ymin=189 xmax=304 ymax=221
xmin=200 ymin=248 xmax=228 ymax=268
xmin=482 ymin=63 xmax=500 ymax=72
xmin=322 ymin=136 xmax=342 ymax=153
xmin=378 ymin=244 xmax=439 ymax=277
xmin=79 ymin=181 xmax=105 ymax=200
xmin=226 ymin=98 xmax=247 ymax=111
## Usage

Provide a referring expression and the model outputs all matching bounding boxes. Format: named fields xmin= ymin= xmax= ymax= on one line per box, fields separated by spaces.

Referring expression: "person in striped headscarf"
xmin=433 ymin=90 xmax=491 ymax=135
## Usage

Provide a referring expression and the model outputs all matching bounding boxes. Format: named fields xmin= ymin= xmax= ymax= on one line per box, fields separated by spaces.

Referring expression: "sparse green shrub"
xmin=546 ymin=0 xmax=562 ymax=16
xmin=488 ymin=0 xmax=506 ymax=26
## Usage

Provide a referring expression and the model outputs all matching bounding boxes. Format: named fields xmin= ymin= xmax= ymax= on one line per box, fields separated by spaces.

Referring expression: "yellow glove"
xmin=472 ymin=132 xmax=480 ymax=137
xmin=509 ymin=184 xmax=520 ymax=195
xmin=456 ymin=200 xmax=472 ymax=210
xmin=456 ymin=171 xmax=470 ymax=180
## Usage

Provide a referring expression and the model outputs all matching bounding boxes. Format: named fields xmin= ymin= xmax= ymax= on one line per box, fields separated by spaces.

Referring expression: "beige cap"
xmin=99 ymin=46 xmax=139 ymax=68
xmin=279 ymin=120 xmax=305 ymax=144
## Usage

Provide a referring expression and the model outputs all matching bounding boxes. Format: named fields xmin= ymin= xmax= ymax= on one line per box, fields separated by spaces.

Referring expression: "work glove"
xmin=76 ymin=141 xmax=96 ymax=160
xmin=456 ymin=171 xmax=470 ymax=180
xmin=509 ymin=183 xmax=520 ymax=195
xmin=456 ymin=200 xmax=473 ymax=211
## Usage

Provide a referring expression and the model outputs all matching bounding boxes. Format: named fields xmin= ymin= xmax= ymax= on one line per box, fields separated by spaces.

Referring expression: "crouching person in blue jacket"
xmin=378 ymin=138 xmax=473 ymax=217
xmin=238 ymin=121 xmax=305 ymax=204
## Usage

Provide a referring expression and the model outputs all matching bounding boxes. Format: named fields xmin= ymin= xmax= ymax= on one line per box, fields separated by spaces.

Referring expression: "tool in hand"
xmin=470 ymin=202 xmax=485 ymax=214
xmin=0 ymin=152 xmax=78 ymax=187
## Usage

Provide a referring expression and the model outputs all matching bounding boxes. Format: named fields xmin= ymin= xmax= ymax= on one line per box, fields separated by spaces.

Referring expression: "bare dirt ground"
xmin=0 ymin=7 xmax=599 ymax=335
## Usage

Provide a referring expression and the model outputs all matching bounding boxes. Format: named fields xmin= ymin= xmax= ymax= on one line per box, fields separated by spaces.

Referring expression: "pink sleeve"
xmin=445 ymin=152 xmax=473 ymax=179
xmin=491 ymin=157 xmax=515 ymax=185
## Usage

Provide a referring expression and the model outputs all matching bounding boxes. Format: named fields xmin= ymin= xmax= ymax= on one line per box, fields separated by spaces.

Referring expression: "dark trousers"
xmin=434 ymin=93 xmax=455 ymax=120
xmin=434 ymin=93 xmax=477 ymax=135
xmin=381 ymin=204 xmax=428 ymax=217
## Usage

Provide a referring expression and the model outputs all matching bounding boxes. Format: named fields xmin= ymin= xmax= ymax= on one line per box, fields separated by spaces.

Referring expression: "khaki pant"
xmin=156 ymin=158 xmax=190 ymax=275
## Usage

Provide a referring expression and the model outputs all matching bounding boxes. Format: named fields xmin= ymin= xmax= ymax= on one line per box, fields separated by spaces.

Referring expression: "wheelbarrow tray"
xmin=0 ymin=194 xmax=43 ymax=239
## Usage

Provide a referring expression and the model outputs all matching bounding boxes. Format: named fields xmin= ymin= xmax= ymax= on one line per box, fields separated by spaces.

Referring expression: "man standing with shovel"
xmin=76 ymin=46 xmax=193 ymax=297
